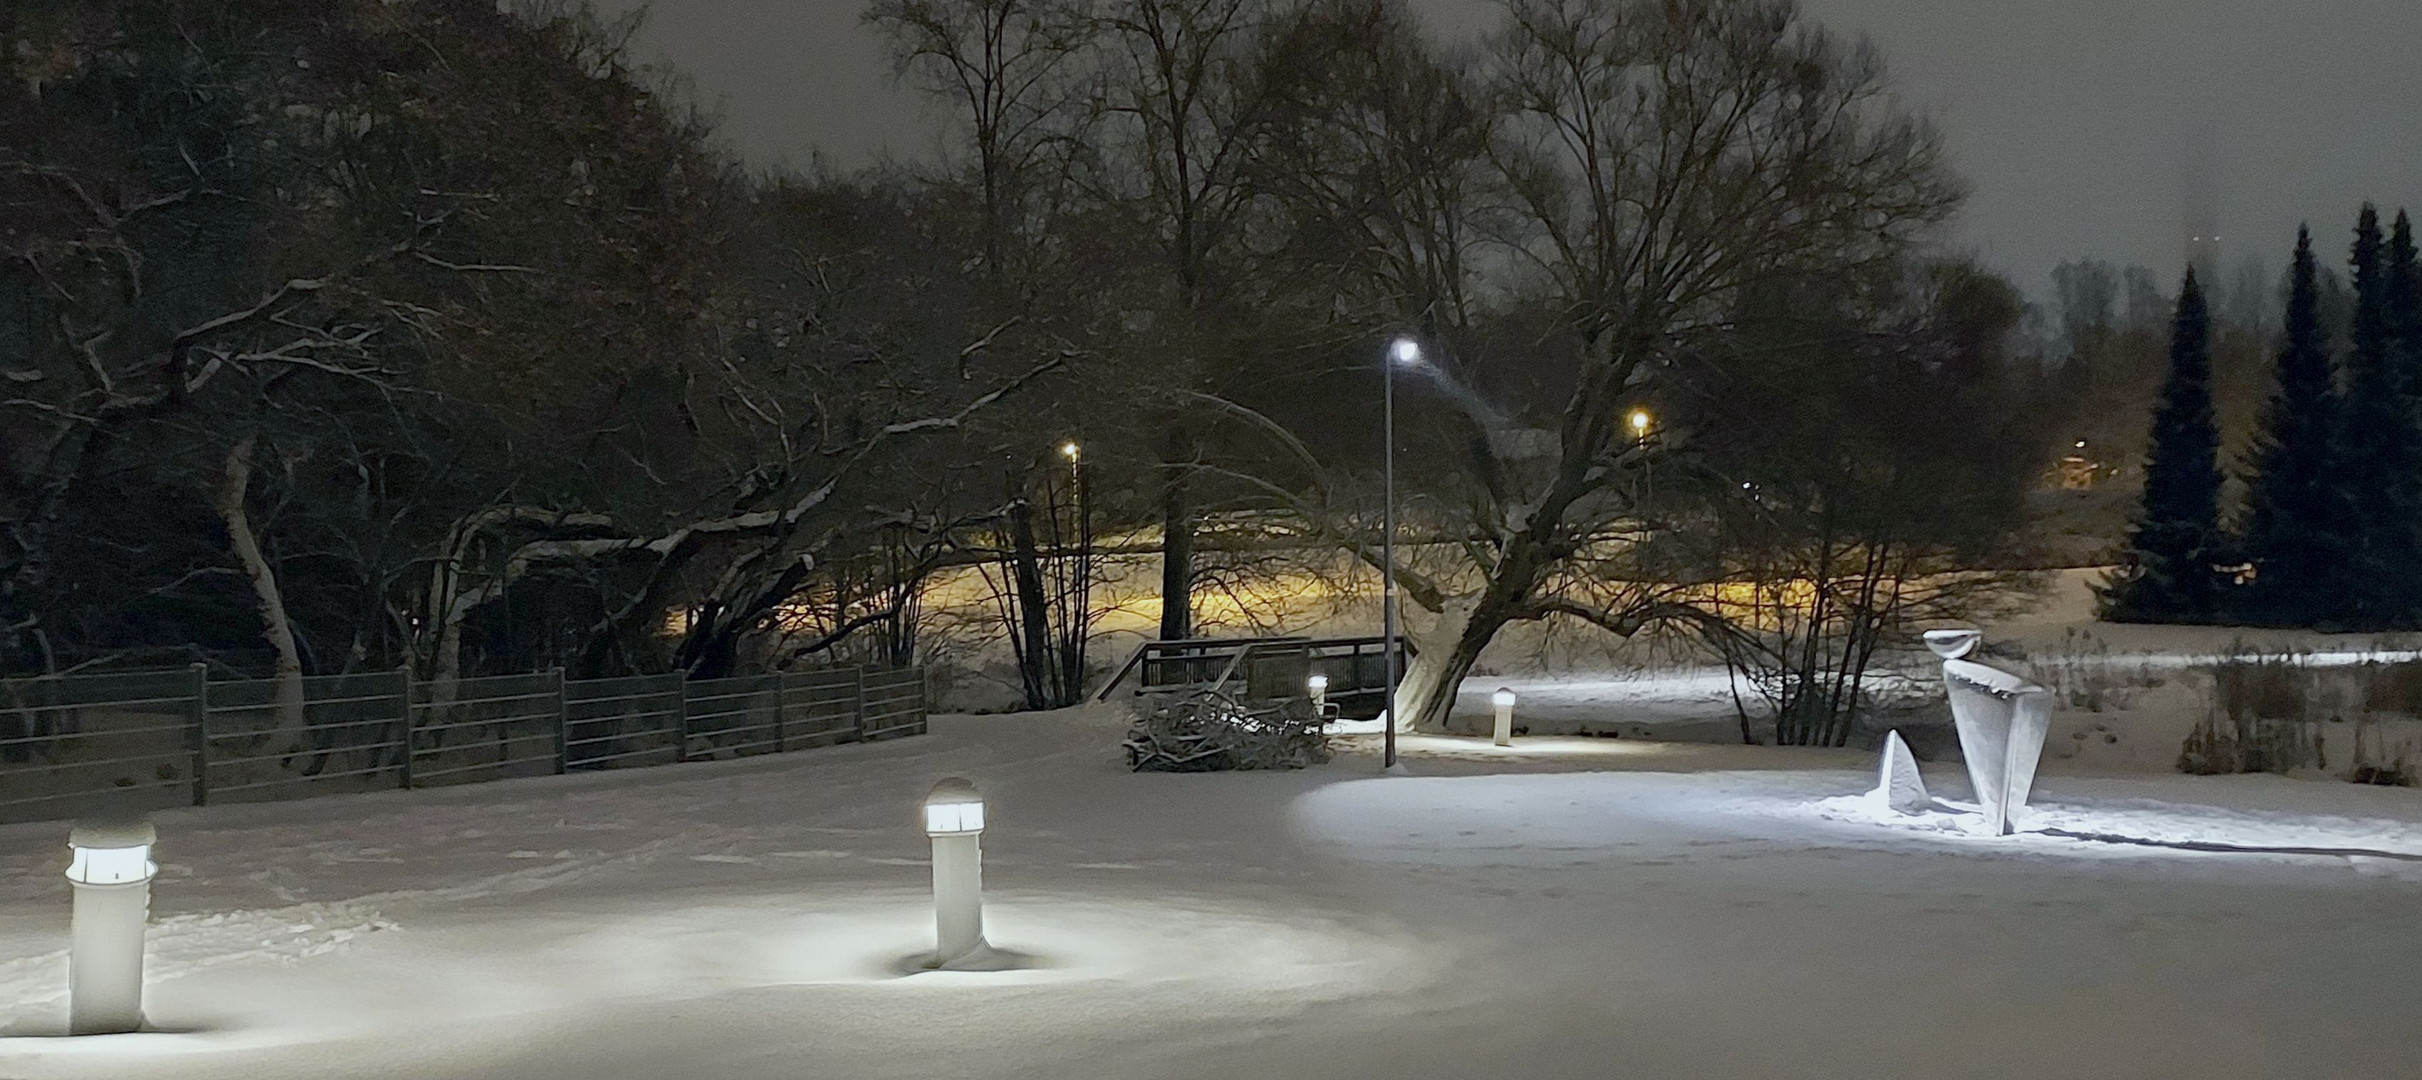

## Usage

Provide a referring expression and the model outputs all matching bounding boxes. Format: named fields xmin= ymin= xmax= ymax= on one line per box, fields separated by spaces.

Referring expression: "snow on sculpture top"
xmin=1943 ymin=658 xmax=2040 ymax=700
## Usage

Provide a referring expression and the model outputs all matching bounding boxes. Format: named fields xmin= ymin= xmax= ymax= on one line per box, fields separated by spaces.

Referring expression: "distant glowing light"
xmin=1389 ymin=338 xmax=1421 ymax=365
xmin=1060 ymin=441 xmax=1081 ymax=463
xmin=1628 ymin=409 xmax=1651 ymax=435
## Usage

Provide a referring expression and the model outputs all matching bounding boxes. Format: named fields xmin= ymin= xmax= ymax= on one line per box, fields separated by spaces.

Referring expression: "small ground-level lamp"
xmin=1629 ymin=409 xmax=1652 ymax=439
xmin=66 ymin=818 xmax=157 ymax=1035
xmin=1491 ymin=687 xmax=1518 ymax=747
xmin=923 ymin=778 xmax=987 ymax=966
xmin=1307 ymin=673 xmax=1329 ymax=714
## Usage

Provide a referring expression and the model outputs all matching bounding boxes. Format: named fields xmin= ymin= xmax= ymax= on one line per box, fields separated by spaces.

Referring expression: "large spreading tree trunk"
xmin=214 ymin=435 xmax=307 ymax=750
xmin=1158 ymin=426 xmax=1194 ymax=641
xmin=1390 ymin=598 xmax=1477 ymax=733
xmin=1390 ymin=534 xmax=1577 ymax=733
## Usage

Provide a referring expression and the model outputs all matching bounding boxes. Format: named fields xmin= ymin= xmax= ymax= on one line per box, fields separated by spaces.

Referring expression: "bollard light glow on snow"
xmin=1491 ymin=687 xmax=1517 ymax=747
xmin=66 ymin=817 xmax=158 ymax=1035
xmin=923 ymin=778 xmax=987 ymax=965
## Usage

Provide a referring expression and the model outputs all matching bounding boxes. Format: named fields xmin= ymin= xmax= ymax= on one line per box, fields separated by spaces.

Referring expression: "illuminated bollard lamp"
xmin=1492 ymin=687 xmax=1517 ymax=747
xmin=66 ymin=818 xmax=158 ymax=1035
xmin=922 ymin=778 xmax=987 ymax=966
xmin=1307 ymin=674 xmax=1330 ymax=718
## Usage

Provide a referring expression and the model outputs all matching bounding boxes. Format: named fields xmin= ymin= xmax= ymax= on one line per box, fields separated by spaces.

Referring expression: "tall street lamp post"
xmin=1384 ymin=337 xmax=1422 ymax=770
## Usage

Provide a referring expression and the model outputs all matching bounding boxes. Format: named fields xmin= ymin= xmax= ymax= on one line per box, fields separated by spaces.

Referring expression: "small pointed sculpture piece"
xmin=1923 ymin=628 xmax=2052 ymax=836
xmin=1872 ymin=730 xmax=1931 ymax=815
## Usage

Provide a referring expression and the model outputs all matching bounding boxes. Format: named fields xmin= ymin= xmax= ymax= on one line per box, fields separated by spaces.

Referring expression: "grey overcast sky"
xmin=604 ymin=0 xmax=2422 ymax=297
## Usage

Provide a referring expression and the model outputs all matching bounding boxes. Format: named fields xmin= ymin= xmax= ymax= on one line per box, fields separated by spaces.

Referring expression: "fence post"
xmin=186 ymin=663 xmax=209 ymax=807
xmin=673 ymin=671 xmax=690 ymax=764
xmin=772 ymin=671 xmax=788 ymax=754
xmin=551 ymin=667 xmax=568 ymax=775
xmin=853 ymin=664 xmax=870 ymax=742
xmin=397 ymin=666 xmax=415 ymax=790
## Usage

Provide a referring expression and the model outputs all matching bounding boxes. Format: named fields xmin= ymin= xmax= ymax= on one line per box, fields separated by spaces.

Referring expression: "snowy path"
xmin=1 ymin=711 xmax=2418 ymax=1078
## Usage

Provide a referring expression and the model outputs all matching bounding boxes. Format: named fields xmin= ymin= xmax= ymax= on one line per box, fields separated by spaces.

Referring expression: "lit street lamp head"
xmin=924 ymin=777 xmax=986 ymax=836
xmin=1389 ymin=337 xmax=1421 ymax=365
xmin=1060 ymin=441 xmax=1081 ymax=463
xmin=1629 ymin=409 xmax=1651 ymax=435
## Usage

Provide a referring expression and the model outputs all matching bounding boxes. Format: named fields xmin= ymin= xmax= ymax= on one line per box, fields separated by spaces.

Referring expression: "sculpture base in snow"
xmin=1871 ymin=730 xmax=1931 ymax=815
xmin=1925 ymin=629 xmax=2050 ymax=837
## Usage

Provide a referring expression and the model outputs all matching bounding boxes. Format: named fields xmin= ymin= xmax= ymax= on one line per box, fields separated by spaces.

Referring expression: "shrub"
xmin=1123 ymin=692 xmax=1329 ymax=772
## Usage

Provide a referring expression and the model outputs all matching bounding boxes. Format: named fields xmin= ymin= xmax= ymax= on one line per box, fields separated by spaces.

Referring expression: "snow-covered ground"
xmin=1 ymin=704 xmax=2418 ymax=1079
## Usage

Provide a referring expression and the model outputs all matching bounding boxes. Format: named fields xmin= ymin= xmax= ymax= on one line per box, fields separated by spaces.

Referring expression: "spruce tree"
xmin=2239 ymin=227 xmax=2338 ymax=625
xmin=2325 ymin=205 xmax=2422 ymax=627
xmin=2389 ymin=209 xmax=2422 ymax=432
xmin=2101 ymin=269 xmax=2223 ymax=623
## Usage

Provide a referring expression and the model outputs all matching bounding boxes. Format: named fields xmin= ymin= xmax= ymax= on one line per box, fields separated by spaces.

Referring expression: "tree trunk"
xmin=1007 ymin=497 xmax=1054 ymax=710
xmin=1390 ymin=598 xmax=1479 ymax=733
xmin=214 ymin=435 xmax=307 ymax=750
xmin=1158 ymin=427 xmax=1193 ymax=641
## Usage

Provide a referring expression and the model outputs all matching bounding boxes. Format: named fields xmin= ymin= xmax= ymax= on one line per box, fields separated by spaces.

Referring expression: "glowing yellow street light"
xmin=1060 ymin=440 xmax=1081 ymax=463
xmin=1628 ymin=409 xmax=1652 ymax=438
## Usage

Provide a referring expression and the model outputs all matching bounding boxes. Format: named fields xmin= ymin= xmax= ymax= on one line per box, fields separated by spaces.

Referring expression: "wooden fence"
xmin=0 ymin=665 xmax=927 ymax=824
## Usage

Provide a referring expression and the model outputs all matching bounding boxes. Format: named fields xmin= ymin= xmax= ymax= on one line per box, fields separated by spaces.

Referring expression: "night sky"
xmin=606 ymin=0 xmax=2422 ymax=296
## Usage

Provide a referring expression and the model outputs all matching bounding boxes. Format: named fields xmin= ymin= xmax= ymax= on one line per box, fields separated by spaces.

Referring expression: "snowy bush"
xmin=2179 ymin=652 xmax=2322 ymax=775
xmin=2349 ymin=718 xmax=2417 ymax=786
xmin=2177 ymin=651 xmax=2422 ymax=783
xmin=1122 ymin=692 xmax=1328 ymax=772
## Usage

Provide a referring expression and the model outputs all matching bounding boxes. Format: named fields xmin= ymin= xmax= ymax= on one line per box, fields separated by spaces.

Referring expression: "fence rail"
xmin=0 ymin=664 xmax=926 ymax=824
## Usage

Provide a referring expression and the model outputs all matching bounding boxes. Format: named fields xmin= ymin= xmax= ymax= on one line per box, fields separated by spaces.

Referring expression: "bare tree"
xmin=1362 ymin=0 xmax=1961 ymax=730
xmin=866 ymin=0 xmax=1094 ymax=288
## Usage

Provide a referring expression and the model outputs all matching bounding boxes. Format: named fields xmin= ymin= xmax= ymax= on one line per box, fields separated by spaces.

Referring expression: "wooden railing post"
xmin=673 ymin=671 xmax=690 ymax=763
xmin=551 ymin=667 xmax=569 ymax=775
xmin=772 ymin=671 xmax=789 ymax=753
xmin=186 ymin=662 xmax=210 ymax=807
xmin=396 ymin=665 xmax=415 ymax=790
xmin=853 ymin=665 xmax=870 ymax=741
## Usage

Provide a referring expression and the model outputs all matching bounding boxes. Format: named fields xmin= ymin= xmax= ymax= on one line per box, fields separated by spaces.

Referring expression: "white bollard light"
xmin=1491 ymin=687 xmax=1517 ymax=747
xmin=923 ymin=778 xmax=987 ymax=966
xmin=1307 ymin=674 xmax=1329 ymax=714
xmin=66 ymin=818 xmax=157 ymax=1035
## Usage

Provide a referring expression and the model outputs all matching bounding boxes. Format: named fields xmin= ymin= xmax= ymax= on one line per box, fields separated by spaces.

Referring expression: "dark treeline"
xmin=2104 ymin=206 xmax=2422 ymax=630
xmin=4 ymin=0 xmax=2062 ymax=740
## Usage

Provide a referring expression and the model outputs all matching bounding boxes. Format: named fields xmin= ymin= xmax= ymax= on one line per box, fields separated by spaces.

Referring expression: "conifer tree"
xmin=2389 ymin=209 xmax=2422 ymax=420
xmin=2239 ymin=227 xmax=2338 ymax=625
xmin=2101 ymin=269 xmax=2223 ymax=623
xmin=2325 ymin=205 xmax=2422 ymax=627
